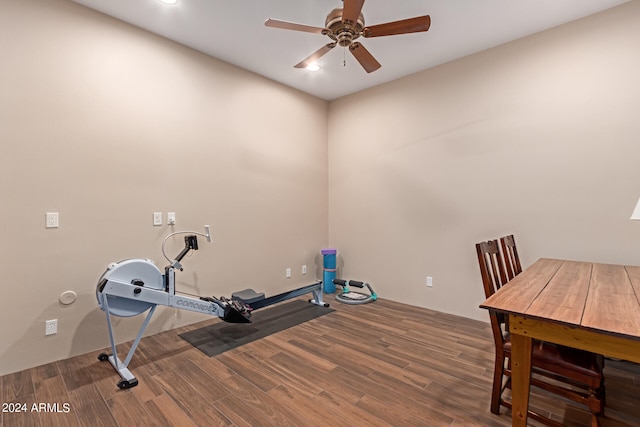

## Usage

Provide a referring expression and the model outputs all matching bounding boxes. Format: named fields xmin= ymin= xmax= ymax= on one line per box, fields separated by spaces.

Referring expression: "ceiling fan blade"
xmin=294 ymin=43 xmax=337 ymax=69
xmin=349 ymin=42 xmax=381 ymax=73
xmin=363 ymin=15 xmax=431 ymax=38
xmin=264 ymin=18 xmax=327 ymax=34
xmin=342 ymin=0 xmax=365 ymax=24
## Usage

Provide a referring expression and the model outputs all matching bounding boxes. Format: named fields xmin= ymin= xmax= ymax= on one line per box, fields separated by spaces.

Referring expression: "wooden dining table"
xmin=480 ymin=258 xmax=640 ymax=426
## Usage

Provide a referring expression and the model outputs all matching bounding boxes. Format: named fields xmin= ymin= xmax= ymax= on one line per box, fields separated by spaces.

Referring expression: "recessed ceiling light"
xmin=159 ymin=0 xmax=178 ymax=4
xmin=306 ymin=64 xmax=320 ymax=72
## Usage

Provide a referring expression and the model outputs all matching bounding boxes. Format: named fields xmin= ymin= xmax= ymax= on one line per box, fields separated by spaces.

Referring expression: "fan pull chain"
xmin=343 ymin=48 xmax=346 ymax=67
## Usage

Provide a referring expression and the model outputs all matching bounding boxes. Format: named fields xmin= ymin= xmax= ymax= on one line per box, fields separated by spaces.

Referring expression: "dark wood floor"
xmin=2 ymin=297 xmax=640 ymax=426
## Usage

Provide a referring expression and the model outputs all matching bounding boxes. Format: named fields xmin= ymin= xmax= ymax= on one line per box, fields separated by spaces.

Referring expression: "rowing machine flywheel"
xmin=96 ymin=259 xmax=164 ymax=317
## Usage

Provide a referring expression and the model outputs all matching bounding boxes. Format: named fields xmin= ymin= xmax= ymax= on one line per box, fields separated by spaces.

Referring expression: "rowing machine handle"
xmin=333 ymin=279 xmax=365 ymax=288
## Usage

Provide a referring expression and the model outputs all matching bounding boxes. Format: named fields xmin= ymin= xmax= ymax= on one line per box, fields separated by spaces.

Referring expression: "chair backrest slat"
xmin=500 ymin=234 xmax=522 ymax=281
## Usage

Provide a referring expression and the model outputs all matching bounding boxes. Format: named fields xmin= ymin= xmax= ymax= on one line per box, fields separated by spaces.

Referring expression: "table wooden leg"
xmin=510 ymin=332 xmax=532 ymax=426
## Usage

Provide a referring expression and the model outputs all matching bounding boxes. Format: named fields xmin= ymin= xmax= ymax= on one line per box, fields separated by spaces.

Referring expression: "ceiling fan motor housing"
xmin=325 ymin=7 xmax=364 ymax=47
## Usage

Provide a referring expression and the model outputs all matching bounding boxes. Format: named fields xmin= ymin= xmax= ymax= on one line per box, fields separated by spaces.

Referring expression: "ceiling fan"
xmin=264 ymin=0 xmax=431 ymax=73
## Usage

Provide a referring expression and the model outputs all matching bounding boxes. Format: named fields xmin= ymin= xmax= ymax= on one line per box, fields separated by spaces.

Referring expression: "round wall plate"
xmin=59 ymin=290 xmax=77 ymax=305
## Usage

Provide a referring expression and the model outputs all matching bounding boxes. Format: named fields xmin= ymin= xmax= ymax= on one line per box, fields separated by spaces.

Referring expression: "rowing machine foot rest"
xmin=232 ymin=289 xmax=266 ymax=304
xmin=223 ymin=304 xmax=252 ymax=323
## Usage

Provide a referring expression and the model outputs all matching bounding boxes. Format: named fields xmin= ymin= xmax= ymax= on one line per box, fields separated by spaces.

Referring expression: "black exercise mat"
xmin=179 ymin=299 xmax=334 ymax=357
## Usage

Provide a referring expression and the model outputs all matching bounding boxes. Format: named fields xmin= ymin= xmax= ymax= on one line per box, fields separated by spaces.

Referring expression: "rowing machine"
xmin=96 ymin=226 xmax=254 ymax=389
xmin=96 ymin=227 xmax=327 ymax=389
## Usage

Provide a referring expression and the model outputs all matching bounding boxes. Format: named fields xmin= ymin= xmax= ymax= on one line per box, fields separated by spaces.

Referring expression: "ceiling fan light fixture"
xmin=158 ymin=0 xmax=178 ymax=5
xmin=306 ymin=63 xmax=321 ymax=72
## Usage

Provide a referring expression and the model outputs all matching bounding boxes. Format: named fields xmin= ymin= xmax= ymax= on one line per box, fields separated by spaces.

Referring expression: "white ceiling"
xmin=70 ymin=0 xmax=628 ymax=100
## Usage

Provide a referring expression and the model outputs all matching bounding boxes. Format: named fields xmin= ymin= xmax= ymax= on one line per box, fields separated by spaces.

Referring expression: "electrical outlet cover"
xmin=45 ymin=212 xmax=59 ymax=228
xmin=45 ymin=319 xmax=57 ymax=335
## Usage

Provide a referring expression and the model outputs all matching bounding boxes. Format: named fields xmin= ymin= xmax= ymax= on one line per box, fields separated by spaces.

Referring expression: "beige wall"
xmin=328 ymin=2 xmax=640 ymax=321
xmin=0 ymin=0 xmax=328 ymax=375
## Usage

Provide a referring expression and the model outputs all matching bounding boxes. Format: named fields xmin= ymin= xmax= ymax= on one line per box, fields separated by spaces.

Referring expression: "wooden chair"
xmin=500 ymin=234 xmax=522 ymax=280
xmin=476 ymin=240 xmax=605 ymax=427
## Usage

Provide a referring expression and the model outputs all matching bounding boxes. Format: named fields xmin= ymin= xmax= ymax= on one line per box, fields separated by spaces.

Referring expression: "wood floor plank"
xmin=327 ymin=364 xmax=452 ymax=422
xmin=270 ymin=328 xmax=342 ymax=358
xmin=216 ymin=351 xmax=281 ymax=393
xmin=213 ymin=374 xmax=303 ymax=426
xmin=179 ymin=348 xmax=237 ymax=384
xmin=1 ymin=393 xmax=39 ymax=427
xmin=355 ymin=393 xmax=454 ymax=426
xmin=106 ymin=391 xmax=169 ymax=427
xmin=264 ymin=351 xmax=331 ymax=397
xmin=150 ymin=393 xmax=199 ymax=427
xmin=153 ymin=367 xmax=232 ymax=426
xmin=1 ymin=369 xmax=34 ymax=401
xmin=386 ymin=338 xmax=488 ymax=380
xmin=56 ymin=355 xmax=97 ymax=393
xmin=160 ymin=353 xmax=230 ymax=402
xmin=262 ymin=334 xmax=338 ymax=372
xmin=30 ymin=363 xmax=60 ymax=384
xmin=33 ymin=376 xmax=80 ymax=427
xmin=130 ymin=331 xmax=193 ymax=369
xmin=67 ymin=384 xmax=118 ymax=427
xmin=270 ymin=385 xmax=392 ymax=427
xmin=329 ymin=332 xmax=412 ymax=369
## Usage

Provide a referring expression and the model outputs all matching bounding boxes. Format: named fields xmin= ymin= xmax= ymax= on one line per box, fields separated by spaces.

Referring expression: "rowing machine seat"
xmin=232 ymin=289 xmax=266 ymax=304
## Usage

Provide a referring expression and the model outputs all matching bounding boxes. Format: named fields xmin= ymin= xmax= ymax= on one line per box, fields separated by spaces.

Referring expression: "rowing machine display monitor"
xmin=333 ymin=278 xmax=377 ymax=304
xmin=96 ymin=226 xmax=327 ymax=389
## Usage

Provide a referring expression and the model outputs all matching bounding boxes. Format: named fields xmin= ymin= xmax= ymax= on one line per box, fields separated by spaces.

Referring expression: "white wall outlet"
xmin=45 ymin=212 xmax=59 ymax=228
xmin=302 ymin=264 xmax=308 ymax=275
xmin=167 ymin=212 xmax=176 ymax=225
xmin=153 ymin=212 xmax=163 ymax=226
xmin=426 ymin=276 xmax=433 ymax=287
xmin=45 ymin=319 xmax=57 ymax=335
xmin=286 ymin=268 xmax=292 ymax=278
